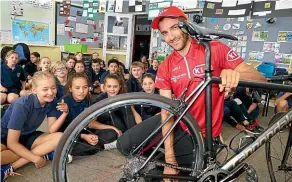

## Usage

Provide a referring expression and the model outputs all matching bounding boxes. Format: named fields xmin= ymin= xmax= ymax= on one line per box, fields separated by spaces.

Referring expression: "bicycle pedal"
xmin=229 ymin=132 xmax=256 ymax=154
xmin=244 ymin=165 xmax=258 ymax=182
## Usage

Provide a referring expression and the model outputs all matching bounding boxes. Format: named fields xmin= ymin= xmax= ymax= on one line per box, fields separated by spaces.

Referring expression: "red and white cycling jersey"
xmin=155 ymin=39 xmax=244 ymax=137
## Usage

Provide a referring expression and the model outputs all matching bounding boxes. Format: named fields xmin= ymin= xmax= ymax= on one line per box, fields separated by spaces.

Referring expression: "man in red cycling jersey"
xmin=117 ymin=6 xmax=266 ymax=180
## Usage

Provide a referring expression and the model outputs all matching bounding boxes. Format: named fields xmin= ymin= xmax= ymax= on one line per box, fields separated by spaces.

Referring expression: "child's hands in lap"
xmin=83 ymin=134 xmax=99 ymax=145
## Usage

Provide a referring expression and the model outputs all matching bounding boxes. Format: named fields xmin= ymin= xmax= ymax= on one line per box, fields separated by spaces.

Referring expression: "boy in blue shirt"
xmin=91 ymin=59 xmax=106 ymax=94
xmin=100 ymin=59 xmax=119 ymax=92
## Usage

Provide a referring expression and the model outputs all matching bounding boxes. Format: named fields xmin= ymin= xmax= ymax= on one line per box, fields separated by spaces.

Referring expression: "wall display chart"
xmin=0 ymin=0 xmax=54 ymax=45
xmin=56 ymin=3 xmax=104 ymax=49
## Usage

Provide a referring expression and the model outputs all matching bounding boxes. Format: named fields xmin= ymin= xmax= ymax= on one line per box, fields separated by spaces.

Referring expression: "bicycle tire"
xmin=52 ymin=93 xmax=205 ymax=182
xmin=265 ymin=112 xmax=291 ymax=182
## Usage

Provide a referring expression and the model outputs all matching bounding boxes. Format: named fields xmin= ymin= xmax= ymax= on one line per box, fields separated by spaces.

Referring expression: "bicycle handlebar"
xmin=211 ymin=77 xmax=292 ymax=93
xmin=268 ymin=74 xmax=292 ymax=82
xmin=178 ymin=20 xmax=238 ymax=41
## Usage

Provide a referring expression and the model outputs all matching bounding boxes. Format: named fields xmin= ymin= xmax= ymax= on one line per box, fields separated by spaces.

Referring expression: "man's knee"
xmin=117 ymin=136 xmax=131 ymax=156
xmin=277 ymin=100 xmax=289 ymax=112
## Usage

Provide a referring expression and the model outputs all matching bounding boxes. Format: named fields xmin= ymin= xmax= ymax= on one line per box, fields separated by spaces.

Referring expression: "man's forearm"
xmin=240 ymin=69 xmax=267 ymax=82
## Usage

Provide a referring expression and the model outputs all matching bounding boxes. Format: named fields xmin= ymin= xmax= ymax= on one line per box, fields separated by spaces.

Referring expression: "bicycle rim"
xmin=266 ymin=112 xmax=292 ymax=182
xmin=53 ymin=93 xmax=204 ymax=182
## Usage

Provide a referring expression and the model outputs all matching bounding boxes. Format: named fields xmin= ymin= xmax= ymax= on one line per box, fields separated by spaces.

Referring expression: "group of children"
xmin=0 ymin=47 xmax=160 ymax=181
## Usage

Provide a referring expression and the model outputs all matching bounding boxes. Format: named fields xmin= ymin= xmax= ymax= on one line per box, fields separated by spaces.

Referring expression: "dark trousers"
xmin=224 ymin=100 xmax=256 ymax=127
xmin=71 ymin=129 xmax=118 ymax=156
xmin=117 ymin=115 xmax=195 ymax=168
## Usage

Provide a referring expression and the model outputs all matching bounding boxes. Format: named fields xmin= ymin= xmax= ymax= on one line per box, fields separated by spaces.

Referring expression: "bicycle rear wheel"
xmin=266 ymin=112 xmax=292 ymax=182
xmin=53 ymin=93 xmax=204 ymax=182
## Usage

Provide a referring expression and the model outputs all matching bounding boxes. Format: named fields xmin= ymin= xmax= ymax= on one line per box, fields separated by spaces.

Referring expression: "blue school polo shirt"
xmin=57 ymin=94 xmax=90 ymax=132
xmin=1 ymin=94 xmax=58 ymax=136
xmin=100 ymin=71 xmax=110 ymax=84
xmin=55 ymin=78 xmax=65 ymax=100
xmin=91 ymin=68 xmax=106 ymax=83
xmin=1 ymin=64 xmax=25 ymax=89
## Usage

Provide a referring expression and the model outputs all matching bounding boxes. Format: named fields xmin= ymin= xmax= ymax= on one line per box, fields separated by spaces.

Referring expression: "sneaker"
xmin=104 ymin=140 xmax=117 ymax=150
xmin=44 ymin=151 xmax=55 ymax=160
xmin=44 ymin=151 xmax=73 ymax=164
xmin=67 ymin=154 xmax=73 ymax=164
xmin=1 ymin=164 xmax=16 ymax=181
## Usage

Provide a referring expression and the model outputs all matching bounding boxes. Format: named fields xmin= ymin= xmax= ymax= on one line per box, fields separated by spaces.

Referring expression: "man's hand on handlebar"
xmin=219 ymin=69 xmax=240 ymax=92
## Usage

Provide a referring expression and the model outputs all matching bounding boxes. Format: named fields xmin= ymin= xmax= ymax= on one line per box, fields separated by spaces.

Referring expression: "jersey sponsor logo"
xmin=156 ymin=76 xmax=165 ymax=82
xmin=171 ymin=73 xmax=187 ymax=83
xmin=227 ymin=49 xmax=240 ymax=61
xmin=172 ymin=66 xmax=180 ymax=72
xmin=193 ymin=64 xmax=205 ymax=76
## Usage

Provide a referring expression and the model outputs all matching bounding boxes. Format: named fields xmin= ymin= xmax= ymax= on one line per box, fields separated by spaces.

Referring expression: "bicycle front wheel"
xmin=53 ymin=93 xmax=205 ymax=182
xmin=266 ymin=112 xmax=292 ymax=182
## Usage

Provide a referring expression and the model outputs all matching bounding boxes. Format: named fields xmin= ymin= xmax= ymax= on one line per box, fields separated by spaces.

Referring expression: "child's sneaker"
xmin=104 ymin=140 xmax=117 ymax=150
xmin=44 ymin=151 xmax=55 ymax=160
xmin=44 ymin=151 xmax=73 ymax=164
xmin=1 ymin=164 xmax=17 ymax=181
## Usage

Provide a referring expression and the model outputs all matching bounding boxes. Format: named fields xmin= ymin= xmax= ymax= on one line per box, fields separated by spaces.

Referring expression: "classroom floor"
xmin=5 ymin=106 xmax=291 ymax=182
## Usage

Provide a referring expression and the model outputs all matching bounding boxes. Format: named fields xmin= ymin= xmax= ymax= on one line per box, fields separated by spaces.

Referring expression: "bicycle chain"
xmin=153 ymin=161 xmax=193 ymax=172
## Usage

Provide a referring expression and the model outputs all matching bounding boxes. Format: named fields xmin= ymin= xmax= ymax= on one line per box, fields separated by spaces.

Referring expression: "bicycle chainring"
xmin=198 ymin=169 xmax=229 ymax=182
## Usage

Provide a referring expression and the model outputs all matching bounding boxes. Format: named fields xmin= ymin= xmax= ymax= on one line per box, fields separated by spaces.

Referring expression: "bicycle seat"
xmin=178 ymin=20 xmax=238 ymax=41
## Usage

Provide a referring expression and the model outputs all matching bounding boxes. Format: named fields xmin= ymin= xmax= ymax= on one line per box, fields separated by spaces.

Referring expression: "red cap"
xmin=151 ymin=6 xmax=188 ymax=30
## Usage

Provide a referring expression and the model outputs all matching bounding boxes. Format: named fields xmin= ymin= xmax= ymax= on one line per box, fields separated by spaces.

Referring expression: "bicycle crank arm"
xmin=220 ymin=163 xmax=249 ymax=182
xmin=220 ymin=163 xmax=258 ymax=182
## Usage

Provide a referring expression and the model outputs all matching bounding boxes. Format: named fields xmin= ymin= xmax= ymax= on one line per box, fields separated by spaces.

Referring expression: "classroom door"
xmin=103 ymin=13 xmax=133 ymax=69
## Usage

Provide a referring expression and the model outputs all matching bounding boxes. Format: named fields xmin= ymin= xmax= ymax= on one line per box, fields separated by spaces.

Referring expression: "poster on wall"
xmin=10 ymin=1 xmax=24 ymax=16
xmin=202 ymin=0 xmax=252 ymax=18
xmin=263 ymin=42 xmax=280 ymax=53
xmin=99 ymin=0 xmax=106 ymax=13
xmin=0 ymin=29 xmax=12 ymax=42
xmin=129 ymin=0 xmax=147 ymax=12
xmin=107 ymin=0 xmax=115 ymax=12
xmin=12 ymin=19 xmax=50 ymax=45
xmin=59 ymin=0 xmax=71 ymax=16
xmin=252 ymin=31 xmax=268 ymax=41
xmin=83 ymin=0 xmax=99 ymax=18
xmin=248 ymin=51 xmax=264 ymax=62
xmin=275 ymin=53 xmax=292 ymax=65
xmin=172 ymin=0 xmax=198 ymax=10
xmin=28 ymin=0 xmax=53 ymax=9
xmin=277 ymin=31 xmax=292 ymax=42
xmin=115 ymin=0 xmax=124 ymax=12
xmin=148 ymin=0 xmax=172 ymax=20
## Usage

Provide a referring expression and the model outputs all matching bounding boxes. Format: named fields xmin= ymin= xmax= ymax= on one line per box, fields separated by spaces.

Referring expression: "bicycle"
xmin=52 ymin=21 xmax=292 ymax=182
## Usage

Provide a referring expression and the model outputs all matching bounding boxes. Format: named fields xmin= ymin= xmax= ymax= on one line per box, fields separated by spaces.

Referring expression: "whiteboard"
xmin=0 ymin=0 xmax=55 ymax=45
